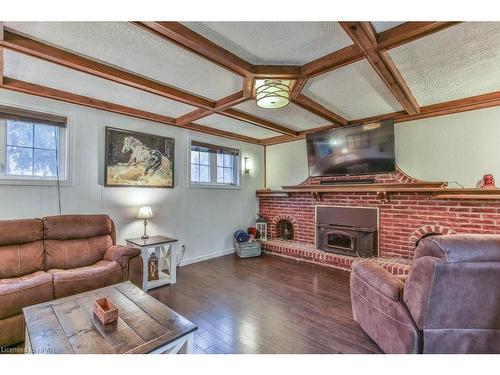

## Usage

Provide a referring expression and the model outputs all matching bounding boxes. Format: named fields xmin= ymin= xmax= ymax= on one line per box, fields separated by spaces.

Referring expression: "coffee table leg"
xmin=179 ymin=332 xmax=194 ymax=353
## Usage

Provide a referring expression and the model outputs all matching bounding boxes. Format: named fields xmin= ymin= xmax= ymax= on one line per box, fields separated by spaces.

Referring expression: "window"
xmin=190 ymin=140 xmax=240 ymax=187
xmin=0 ymin=106 xmax=68 ymax=183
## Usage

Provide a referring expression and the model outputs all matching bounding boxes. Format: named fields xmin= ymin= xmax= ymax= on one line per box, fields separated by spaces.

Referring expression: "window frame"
xmin=0 ymin=104 xmax=72 ymax=186
xmin=188 ymin=138 xmax=241 ymax=189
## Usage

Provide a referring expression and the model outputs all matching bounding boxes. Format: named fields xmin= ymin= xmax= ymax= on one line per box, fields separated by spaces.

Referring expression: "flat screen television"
xmin=306 ymin=119 xmax=395 ymax=177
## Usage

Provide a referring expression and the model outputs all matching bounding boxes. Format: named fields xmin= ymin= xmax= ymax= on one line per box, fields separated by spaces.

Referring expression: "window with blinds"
xmin=0 ymin=105 xmax=69 ymax=183
xmin=190 ymin=140 xmax=240 ymax=187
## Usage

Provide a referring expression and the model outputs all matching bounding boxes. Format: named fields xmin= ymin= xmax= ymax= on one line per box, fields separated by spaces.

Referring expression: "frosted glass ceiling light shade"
xmin=255 ymin=79 xmax=292 ymax=109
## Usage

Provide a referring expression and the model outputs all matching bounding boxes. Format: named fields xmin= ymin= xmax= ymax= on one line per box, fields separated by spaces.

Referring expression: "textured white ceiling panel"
xmin=388 ymin=22 xmax=500 ymax=106
xmin=371 ymin=22 xmax=405 ymax=33
xmin=5 ymin=22 xmax=242 ymax=100
xmin=196 ymin=114 xmax=282 ymax=139
xmin=234 ymin=101 xmax=327 ymax=131
xmin=302 ymin=59 xmax=404 ymax=119
xmin=3 ymin=50 xmax=196 ymax=117
xmin=183 ymin=22 xmax=353 ymax=65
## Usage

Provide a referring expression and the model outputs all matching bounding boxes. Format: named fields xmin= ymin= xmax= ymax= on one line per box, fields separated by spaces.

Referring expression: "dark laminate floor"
xmin=149 ymin=253 xmax=381 ymax=354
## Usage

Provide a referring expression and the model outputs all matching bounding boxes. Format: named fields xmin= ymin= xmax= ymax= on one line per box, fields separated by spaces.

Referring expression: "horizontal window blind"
xmin=191 ymin=140 xmax=239 ymax=156
xmin=0 ymin=105 xmax=67 ymax=127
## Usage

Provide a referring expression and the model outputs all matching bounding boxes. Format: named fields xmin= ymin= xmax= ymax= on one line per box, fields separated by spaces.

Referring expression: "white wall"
xmin=0 ymin=89 xmax=264 ymax=264
xmin=266 ymin=106 xmax=500 ymax=189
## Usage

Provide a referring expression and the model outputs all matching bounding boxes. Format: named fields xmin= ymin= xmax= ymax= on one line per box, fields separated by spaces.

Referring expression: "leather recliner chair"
xmin=0 ymin=214 xmax=143 ymax=347
xmin=350 ymin=234 xmax=500 ymax=353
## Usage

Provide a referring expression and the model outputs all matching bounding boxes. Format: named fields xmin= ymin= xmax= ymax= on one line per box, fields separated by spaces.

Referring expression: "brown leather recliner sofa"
xmin=0 ymin=214 xmax=143 ymax=347
xmin=350 ymin=234 xmax=500 ymax=353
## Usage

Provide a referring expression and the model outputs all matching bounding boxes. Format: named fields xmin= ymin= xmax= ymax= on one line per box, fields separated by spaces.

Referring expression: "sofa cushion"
xmin=0 ymin=271 xmax=53 ymax=319
xmin=48 ymin=260 xmax=123 ymax=298
xmin=44 ymin=235 xmax=113 ymax=270
xmin=0 ymin=218 xmax=43 ymax=246
xmin=43 ymin=214 xmax=113 ymax=241
xmin=0 ymin=241 xmax=45 ymax=279
xmin=0 ymin=219 xmax=45 ymax=278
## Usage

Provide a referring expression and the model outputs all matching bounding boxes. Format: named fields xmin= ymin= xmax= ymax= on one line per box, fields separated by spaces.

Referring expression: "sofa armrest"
xmin=104 ymin=245 xmax=143 ymax=288
xmin=351 ymin=260 xmax=405 ymax=301
xmin=104 ymin=245 xmax=141 ymax=268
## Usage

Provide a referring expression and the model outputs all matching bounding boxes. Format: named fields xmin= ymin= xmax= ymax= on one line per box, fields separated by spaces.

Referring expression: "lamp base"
xmin=141 ymin=234 xmax=150 ymax=240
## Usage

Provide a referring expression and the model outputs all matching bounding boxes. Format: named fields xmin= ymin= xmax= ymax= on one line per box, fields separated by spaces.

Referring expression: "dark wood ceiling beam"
xmin=377 ymin=21 xmax=461 ymax=51
xmin=175 ymin=108 xmax=213 ymax=126
xmin=220 ymin=108 xmax=298 ymax=136
xmin=133 ymin=22 xmax=253 ymax=77
xmin=290 ymin=78 xmax=307 ymax=99
xmin=292 ymin=94 xmax=348 ymax=126
xmin=340 ymin=21 xmax=420 ymax=115
xmin=351 ymin=90 xmax=500 ymax=125
xmin=302 ymin=44 xmax=364 ymax=78
xmin=214 ymin=90 xmax=248 ymax=110
xmin=252 ymin=65 xmax=303 ymax=79
xmin=0 ymin=29 xmax=215 ymax=110
xmin=0 ymin=77 xmax=260 ymax=145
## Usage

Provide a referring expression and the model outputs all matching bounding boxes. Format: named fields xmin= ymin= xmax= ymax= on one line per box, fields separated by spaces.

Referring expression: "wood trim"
xmin=290 ymin=78 xmax=307 ymax=99
xmin=292 ymin=94 xmax=348 ymax=125
xmin=377 ymin=22 xmax=461 ymax=51
xmin=185 ymin=122 xmax=260 ymax=144
xmin=243 ymin=76 xmax=254 ymax=99
xmin=0 ymin=29 xmax=215 ymax=110
xmin=214 ymin=90 xmax=248 ymax=110
xmin=220 ymin=108 xmax=298 ymax=136
xmin=175 ymin=108 xmax=213 ymax=126
xmin=351 ymin=90 xmax=500 ymax=125
xmin=252 ymin=65 xmax=303 ymax=79
xmin=340 ymin=22 xmax=420 ymax=116
xmin=302 ymin=44 xmax=364 ymax=78
xmin=133 ymin=22 xmax=253 ymax=77
xmin=0 ymin=77 xmax=261 ymax=145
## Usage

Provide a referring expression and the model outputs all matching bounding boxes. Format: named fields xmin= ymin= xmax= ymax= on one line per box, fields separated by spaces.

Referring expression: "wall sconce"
xmin=244 ymin=157 xmax=251 ymax=174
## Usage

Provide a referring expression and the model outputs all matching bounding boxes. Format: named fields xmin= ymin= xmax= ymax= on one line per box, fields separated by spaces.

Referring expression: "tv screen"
xmin=306 ymin=119 xmax=395 ymax=177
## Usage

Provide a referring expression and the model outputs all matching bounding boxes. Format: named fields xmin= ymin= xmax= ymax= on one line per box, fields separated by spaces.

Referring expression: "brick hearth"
xmin=259 ymin=170 xmax=500 ymax=273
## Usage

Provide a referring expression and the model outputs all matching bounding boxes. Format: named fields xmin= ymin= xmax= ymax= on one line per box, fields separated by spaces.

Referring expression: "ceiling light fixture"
xmin=255 ymin=79 xmax=292 ymax=109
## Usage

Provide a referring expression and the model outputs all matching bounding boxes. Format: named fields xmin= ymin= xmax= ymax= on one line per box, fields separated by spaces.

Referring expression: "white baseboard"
xmin=179 ymin=248 xmax=235 ymax=267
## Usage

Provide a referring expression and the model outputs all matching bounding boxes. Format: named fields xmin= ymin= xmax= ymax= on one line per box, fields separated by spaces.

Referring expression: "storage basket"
xmin=234 ymin=239 xmax=262 ymax=258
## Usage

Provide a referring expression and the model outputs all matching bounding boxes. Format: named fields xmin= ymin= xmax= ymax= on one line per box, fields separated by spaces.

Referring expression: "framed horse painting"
xmin=105 ymin=127 xmax=174 ymax=188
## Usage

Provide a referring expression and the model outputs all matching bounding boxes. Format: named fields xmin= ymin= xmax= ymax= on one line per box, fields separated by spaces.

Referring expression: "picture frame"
xmin=104 ymin=127 xmax=175 ymax=188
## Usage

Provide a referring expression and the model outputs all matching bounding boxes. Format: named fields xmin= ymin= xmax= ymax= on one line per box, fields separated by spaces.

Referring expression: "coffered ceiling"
xmin=182 ymin=22 xmax=353 ymax=65
xmin=1 ymin=21 xmax=499 ymax=146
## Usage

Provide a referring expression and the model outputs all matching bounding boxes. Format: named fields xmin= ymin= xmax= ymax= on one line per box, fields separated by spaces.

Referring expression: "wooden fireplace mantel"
xmin=256 ymin=183 xmax=500 ymax=201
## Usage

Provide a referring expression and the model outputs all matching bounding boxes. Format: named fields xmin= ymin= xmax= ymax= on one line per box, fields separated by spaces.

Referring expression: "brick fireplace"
xmin=258 ymin=169 xmax=500 ymax=274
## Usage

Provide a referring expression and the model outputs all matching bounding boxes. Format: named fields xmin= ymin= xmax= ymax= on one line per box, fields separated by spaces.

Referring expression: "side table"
xmin=126 ymin=235 xmax=178 ymax=291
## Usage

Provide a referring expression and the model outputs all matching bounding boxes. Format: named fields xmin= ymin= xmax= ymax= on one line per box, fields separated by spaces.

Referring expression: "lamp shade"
xmin=255 ymin=79 xmax=292 ymax=109
xmin=137 ymin=206 xmax=153 ymax=219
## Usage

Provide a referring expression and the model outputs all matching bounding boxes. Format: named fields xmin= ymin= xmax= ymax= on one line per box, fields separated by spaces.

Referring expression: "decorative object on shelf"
xmin=147 ymin=252 xmax=159 ymax=281
xmin=244 ymin=156 xmax=252 ymax=174
xmin=256 ymin=214 xmax=268 ymax=241
xmin=105 ymin=127 xmax=174 ymax=188
xmin=137 ymin=206 xmax=153 ymax=239
xmin=255 ymin=79 xmax=293 ymax=109
xmin=480 ymin=174 xmax=496 ymax=189
xmin=93 ymin=297 xmax=118 ymax=325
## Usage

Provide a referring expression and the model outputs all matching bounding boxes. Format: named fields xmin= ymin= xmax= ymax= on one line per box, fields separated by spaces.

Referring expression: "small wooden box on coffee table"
xmin=23 ymin=282 xmax=197 ymax=354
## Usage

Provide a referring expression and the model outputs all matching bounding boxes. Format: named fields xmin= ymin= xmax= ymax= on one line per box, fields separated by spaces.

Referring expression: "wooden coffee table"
xmin=23 ymin=282 xmax=197 ymax=354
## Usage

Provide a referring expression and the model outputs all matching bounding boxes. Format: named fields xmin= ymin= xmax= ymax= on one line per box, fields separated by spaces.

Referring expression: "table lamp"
xmin=137 ymin=206 xmax=153 ymax=239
